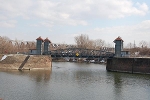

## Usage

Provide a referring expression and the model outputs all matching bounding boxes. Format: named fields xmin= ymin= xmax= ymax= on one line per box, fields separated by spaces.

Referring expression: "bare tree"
xmin=74 ymin=34 xmax=108 ymax=50
xmin=0 ymin=36 xmax=12 ymax=54
xmin=138 ymin=40 xmax=149 ymax=56
xmin=74 ymin=34 xmax=89 ymax=49
xmin=87 ymin=40 xmax=95 ymax=49
xmin=139 ymin=40 xmax=148 ymax=48
xmin=0 ymin=36 xmax=36 ymax=54
xmin=126 ymin=42 xmax=134 ymax=49
xmin=94 ymin=39 xmax=105 ymax=49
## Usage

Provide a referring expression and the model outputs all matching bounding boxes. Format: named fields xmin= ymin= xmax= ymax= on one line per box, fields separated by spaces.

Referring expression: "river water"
xmin=0 ymin=62 xmax=150 ymax=100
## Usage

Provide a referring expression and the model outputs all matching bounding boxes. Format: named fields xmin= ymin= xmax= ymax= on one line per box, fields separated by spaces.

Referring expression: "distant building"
xmin=121 ymin=50 xmax=130 ymax=57
xmin=29 ymin=49 xmax=37 ymax=55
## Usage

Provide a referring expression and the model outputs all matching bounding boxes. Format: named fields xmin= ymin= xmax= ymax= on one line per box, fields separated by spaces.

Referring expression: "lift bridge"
xmin=43 ymin=47 xmax=115 ymax=60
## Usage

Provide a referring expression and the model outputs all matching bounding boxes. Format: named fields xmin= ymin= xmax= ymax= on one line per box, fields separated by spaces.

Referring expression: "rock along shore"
xmin=0 ymin=54 xmax=52 ymax=70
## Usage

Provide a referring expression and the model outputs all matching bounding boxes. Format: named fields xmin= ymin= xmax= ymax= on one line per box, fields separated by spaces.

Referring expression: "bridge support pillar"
xmin=36 ymin=36 xmax=44 ymax=55
xmin=113 ymin=36 xmax=124 ymax=57
xmin=44 ymin=38 xmax=51 ymax=54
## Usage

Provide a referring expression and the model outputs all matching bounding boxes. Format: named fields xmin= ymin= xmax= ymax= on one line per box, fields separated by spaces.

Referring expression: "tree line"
xmin=0 ymin=34 xmax=150 ymax=56
xmin=74 ymin=34 xmax=106 ymax=49
xmin=74 ymin=34 xmax=150 ymax=57
xmin=0 ymin=36 xmax=35 ymax=54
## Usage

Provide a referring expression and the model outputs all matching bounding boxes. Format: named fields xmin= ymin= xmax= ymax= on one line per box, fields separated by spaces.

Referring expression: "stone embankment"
xmin=106 ymin=57 xmax=150 ymax=74
xmin=0 ymin=54 xmax=52 ymax=70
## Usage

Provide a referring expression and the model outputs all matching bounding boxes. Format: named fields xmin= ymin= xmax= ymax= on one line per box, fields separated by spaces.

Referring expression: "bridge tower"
xmin=36 ymin=36 xmax=44 ymax=55
xmin=113 ymin=36 xmax=124 ymax=57
xmin=44 ymin=38 xmax=51 ymax=54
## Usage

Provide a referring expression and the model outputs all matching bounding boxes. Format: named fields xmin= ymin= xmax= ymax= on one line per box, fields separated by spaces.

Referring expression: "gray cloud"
xmin=79 ymin=20 xmax=150 ymax=44
xmin=0 ymin=0 xmax=149 ymax=26
xmin=0 ymin=20 xmax=17 ymax=28
xmin=0 ymin=0 xmax=149 ymax=45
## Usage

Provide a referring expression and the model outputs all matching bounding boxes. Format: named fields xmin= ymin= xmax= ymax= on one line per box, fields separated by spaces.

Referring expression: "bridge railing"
xmin=43 ymin=48 xmax=115 ymax=59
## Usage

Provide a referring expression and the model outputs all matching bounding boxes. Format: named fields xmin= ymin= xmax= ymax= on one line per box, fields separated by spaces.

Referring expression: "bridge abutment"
xmin=106 ymin=57 xmax=150 ymax=74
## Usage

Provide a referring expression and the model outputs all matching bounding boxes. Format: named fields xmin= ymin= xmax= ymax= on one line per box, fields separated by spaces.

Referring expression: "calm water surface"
xmin=0 ymin=62 xmax=150 ymax=100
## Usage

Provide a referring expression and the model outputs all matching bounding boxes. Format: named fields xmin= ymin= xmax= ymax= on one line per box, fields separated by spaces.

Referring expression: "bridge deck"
xmin=43 ymin=48 xmax=114 ymax=59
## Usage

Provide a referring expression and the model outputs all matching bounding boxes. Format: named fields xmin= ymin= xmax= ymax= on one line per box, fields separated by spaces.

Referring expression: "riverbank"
xmin=52 ymin=57 xmax=106 ymax=64
xmin=0 ymin=54 xmax=52 ymax=70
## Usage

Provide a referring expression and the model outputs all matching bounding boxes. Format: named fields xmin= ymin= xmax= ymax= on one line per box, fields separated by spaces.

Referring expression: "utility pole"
xmin=134 ymin=40 xmax=136 ymax=48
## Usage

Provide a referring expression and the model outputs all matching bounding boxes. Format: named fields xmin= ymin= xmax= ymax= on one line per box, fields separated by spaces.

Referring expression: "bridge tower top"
xmin=36 ymin=36 xmax=44 ymax=42
xmin=44 ymin=38 xmax=51 ymax=43
xmin=113 ymin=36 xmax=124 ymax=57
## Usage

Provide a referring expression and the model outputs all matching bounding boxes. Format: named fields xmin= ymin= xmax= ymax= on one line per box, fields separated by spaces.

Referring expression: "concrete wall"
xmin=106 ymin=57 xmax=150 ymax=74
xmin=0 ymin=54 xmax=52 ymax=70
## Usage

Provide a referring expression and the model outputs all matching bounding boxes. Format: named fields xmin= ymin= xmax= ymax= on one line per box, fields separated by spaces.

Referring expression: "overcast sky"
xmin=0 ymin=0 xmax=150 ymax=46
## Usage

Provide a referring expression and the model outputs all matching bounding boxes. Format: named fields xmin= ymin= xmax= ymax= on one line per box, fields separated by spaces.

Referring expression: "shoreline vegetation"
xmin=1 ymin=34 xmax=150 ymax=58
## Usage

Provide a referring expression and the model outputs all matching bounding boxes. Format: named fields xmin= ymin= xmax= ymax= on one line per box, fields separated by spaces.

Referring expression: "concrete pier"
xmin=0 ymin=54 xmax=52 ymax=70
xmin=106 ymin=57 xmax=150 ymax=74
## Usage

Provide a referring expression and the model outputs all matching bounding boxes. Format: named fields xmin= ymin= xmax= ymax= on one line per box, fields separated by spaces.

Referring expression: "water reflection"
xmin=28 ymin=70 xmax=51 ymax=82
xmin=113 ymin=73 xmax=123 ymax=100
xmin=110 ymin=72 xmax=150 ymax=100
xmin=1 ymin=62 xmax=150 ymax=100
xmin=75 ymin=71 xmax=93 ymax=82
xmin=0 ymin=70 xmax=52 ymax=82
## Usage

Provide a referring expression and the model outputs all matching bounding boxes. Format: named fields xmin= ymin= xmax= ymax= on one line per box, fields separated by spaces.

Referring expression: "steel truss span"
xmin=43 ymin=48 xmax=114 ymax=59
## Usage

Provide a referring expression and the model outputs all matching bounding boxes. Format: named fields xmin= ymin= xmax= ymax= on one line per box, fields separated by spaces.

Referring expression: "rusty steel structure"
xmin=43 ymin=47 xmax=114 ymax=59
